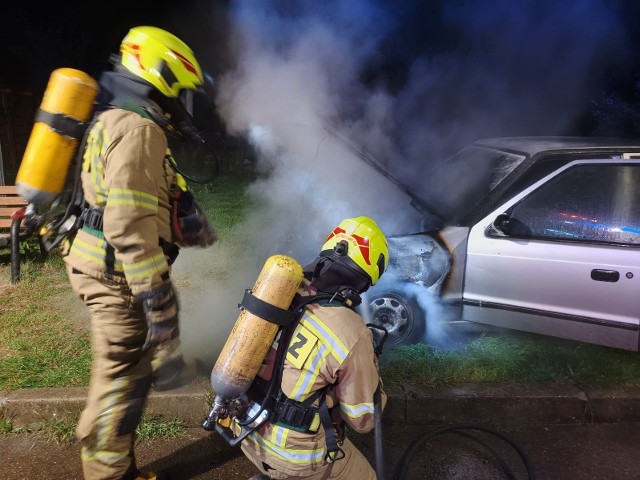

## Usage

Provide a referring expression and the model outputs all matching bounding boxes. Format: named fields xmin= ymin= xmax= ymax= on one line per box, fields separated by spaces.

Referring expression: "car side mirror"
xmin=491 ymin=213 xmax=512 ymax=236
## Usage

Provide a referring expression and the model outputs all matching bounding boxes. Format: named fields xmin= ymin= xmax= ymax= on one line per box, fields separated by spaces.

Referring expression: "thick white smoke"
xmin=174 ymin=0 xmax=633 ymax=361
xmin=216 ymin=0 xmax=424 ymax=252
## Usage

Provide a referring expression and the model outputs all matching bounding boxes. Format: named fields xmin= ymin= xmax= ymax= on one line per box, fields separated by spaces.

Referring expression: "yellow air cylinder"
xmin=211 ymin=254 xmax=303 ymax=401
xmin=16 ymin=68 xmax=99 ymax=204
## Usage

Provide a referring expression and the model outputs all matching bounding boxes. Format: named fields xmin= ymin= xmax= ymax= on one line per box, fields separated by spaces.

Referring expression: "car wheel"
xmin=366 ymin=291 xmax=424 ymax=347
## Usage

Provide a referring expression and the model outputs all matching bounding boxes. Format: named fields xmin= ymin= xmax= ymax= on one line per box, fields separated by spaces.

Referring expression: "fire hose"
xmin=389 ymin=422 xmax=536 ymax=480
xmin=370 ymin=395 xmax=536 ymax=479
xmin=370 ymin=386 xmax=536 ymax=479
xmin=368 ymin=325 xmax=535 ymax=480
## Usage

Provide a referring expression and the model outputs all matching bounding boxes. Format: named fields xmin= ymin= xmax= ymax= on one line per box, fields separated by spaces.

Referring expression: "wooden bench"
xmin=0 ymin=185 xmax=38 ymax=283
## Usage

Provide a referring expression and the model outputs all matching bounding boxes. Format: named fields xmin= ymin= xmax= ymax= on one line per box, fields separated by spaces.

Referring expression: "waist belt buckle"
xmin=308 ymin=411 xmax=321 ymax=433
xmin=275 ymin=401 xmax=320 ymax=433
xmin=81 ymin=208 xmax=104 ymax=231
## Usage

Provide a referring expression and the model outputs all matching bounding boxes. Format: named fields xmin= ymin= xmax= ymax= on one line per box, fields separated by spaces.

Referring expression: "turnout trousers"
xmin=245 ymin=437 xmax=376 ymax=480
xmin=67 ymin=266 xmax=177 ymax=480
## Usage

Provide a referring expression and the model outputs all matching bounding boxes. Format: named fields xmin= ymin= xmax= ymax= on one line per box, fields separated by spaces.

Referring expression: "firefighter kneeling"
xmin=207 ymin=216 xmax=389 ymax=480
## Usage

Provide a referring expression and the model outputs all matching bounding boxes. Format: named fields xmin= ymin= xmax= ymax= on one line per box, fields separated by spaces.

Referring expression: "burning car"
xmin=362 ymin=137 xmax=640 ymax=351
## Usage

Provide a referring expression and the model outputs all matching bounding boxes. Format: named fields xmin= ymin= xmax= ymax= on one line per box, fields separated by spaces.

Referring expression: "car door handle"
xmin=591 ymin=269 xmax=620 ymax=283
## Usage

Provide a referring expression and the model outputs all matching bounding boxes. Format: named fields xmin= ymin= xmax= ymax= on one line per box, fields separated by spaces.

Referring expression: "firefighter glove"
xmin=138 ymin=281 xmax=180 ymax=350
xmin=367 ymin=324 xmax=388 ymax=357
xmin=172 ymin=189 xmax=217 ymax=248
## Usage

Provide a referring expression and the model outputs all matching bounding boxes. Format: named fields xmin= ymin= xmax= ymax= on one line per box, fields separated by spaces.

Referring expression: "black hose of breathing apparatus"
xmin=368 ymin=327 xmax=535 ymax=480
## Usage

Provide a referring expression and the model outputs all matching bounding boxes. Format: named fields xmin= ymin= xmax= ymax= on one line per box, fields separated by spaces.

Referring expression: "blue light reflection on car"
xmin=540 ymin=211 xmax=640 ymax=242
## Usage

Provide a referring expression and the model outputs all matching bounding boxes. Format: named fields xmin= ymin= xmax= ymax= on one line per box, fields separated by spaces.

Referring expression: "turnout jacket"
xmin=63 ymin=108 xmax=175 ymax=296
xmin=239 ymin=302 xmax=387 ymax=477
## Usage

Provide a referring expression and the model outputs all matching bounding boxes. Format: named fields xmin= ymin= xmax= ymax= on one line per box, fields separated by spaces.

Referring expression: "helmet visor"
xmin=179 ymin=88 xmax=195 ymax=118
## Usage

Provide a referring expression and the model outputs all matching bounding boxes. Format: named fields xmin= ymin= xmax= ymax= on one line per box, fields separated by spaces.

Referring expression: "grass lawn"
xmin=381 ymin=335 xmax=640 ymax=389
xmin=0 ymin=174 xmax=257 ymax=390
xmin=1 ymin=173 xmax=640 ymax=391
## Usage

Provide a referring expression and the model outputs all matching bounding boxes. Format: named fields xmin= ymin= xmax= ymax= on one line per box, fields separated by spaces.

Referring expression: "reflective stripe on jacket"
xmin=63 ymin=108 xmax=175 ymax=295
xmin=239 ymin=303 xmax=387 ymax=477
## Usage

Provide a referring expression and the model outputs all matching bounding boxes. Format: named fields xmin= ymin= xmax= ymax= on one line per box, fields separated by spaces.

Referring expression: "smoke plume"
xmin=174 ymin=0 xmax=634 ymax=361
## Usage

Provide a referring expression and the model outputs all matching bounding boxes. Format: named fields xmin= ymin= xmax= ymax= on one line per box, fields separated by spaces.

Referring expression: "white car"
xmin=364 ymin=137 xmax=640 ymax=351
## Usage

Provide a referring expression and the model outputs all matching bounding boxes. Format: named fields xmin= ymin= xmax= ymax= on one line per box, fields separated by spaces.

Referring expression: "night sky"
xmin=0 ymin=0 xmax=232 ymax=90
xmin=3 ymin=0 xmax=640 ymax=143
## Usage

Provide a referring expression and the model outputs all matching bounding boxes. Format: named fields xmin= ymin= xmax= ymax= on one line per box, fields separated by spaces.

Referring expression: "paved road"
xmin=3 ymin=421 xmax=640 ymax=479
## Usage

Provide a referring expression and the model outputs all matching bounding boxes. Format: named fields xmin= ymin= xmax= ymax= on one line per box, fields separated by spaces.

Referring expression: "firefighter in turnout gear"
xmin=62 ymin=26 xmax=216 ymax=480
xmin=239 ymin=216 xmax=389 ymax=480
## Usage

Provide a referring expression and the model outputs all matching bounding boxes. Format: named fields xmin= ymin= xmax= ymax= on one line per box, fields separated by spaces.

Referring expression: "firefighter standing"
xmin=63 ymin=26 xmax=216 ymax=480
xmin=239 ymin=216 xmax=389 ymax=480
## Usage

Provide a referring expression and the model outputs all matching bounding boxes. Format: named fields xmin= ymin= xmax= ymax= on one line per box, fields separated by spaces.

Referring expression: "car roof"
xmin=472 ymin=136 xmax=640 ymax=157
xmin=418 ymin=136 xmax=640 ymax=226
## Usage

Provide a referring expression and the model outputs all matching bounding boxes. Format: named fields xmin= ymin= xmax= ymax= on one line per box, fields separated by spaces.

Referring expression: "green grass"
xmin=135 ymin=415 xmax=187 ymax=442
xmin=380 ymin=335 xmax=640 ymax=389
xmin=39 ymin=415 xmax=78 ymax=444
xmin=2 ymin=172 xmax=640 ymax=394
xmin=0 ymin=253 xmax=92 ymax=389
xmin=0 ymin=174 xmax=256 ymax=391
xmin=1 ymin=417 xmax=18 ymax=434
xmin=0 ymin=409 xmax=186 ymax=444
xmin=190 ymin=173 xmax=257 ymax=234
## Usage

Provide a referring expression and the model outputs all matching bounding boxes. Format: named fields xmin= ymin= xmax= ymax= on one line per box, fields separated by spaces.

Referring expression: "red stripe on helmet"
xmin=172 ymin=50 xmax=202 ymax=80
xmin=324 ymin=226 xmax=345 ymax=244
xmin=351 ymin=234 xmax=371 ymax=265
xmin=123 ymin=42 xmax=145 ymax=70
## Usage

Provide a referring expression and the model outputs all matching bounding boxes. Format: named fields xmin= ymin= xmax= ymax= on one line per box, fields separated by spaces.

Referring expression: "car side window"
xmin=505 ymin=163 xmax=640 ymax=245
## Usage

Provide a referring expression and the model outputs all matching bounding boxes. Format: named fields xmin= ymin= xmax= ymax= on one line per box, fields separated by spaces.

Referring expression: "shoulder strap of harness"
xmin=248 ymin=291 xmax=346 ymax=460
xmin=40 ymin=113 xmax=100 ymax=252
xmin=318 ymin=389 xmax=345 ymax=461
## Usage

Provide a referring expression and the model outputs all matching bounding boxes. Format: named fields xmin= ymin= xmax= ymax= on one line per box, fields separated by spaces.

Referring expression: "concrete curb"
xmin=2 ymin=381 xmax=640 ymax=429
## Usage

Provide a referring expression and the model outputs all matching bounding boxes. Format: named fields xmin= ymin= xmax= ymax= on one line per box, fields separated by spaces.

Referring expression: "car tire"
xmin=366 ymin=291 xmax=424 ymax=347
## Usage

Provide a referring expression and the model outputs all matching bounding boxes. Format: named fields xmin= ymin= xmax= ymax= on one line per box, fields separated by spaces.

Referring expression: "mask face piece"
xmin=157 ymin=88 xmax=221 ymax=184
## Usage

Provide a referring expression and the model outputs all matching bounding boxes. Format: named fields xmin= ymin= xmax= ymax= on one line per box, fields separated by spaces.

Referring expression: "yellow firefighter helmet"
xmin=120 ymin=26 xmax=203 ymax=98
xmin=321 ymin=216 xmax=389 ymax=286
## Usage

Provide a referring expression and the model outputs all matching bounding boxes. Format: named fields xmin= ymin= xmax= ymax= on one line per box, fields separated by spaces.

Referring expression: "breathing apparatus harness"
xmin=203 ymin=281 xmax=370 ymax=462
xmin=37 ymin=106 xmax=176 ymax=262
xmin=36 ymin=112 xmax=100 ymax=253
xmin=40 ymin=70 xmax=213 ymax=256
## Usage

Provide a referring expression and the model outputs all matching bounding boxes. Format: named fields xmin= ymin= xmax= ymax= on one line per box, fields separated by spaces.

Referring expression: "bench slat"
xmin=0 ymin=219 xmax=17 ymax=229
xmin=1 ymin=186 xmax=28 ymax=236
xmin=0 ymin=186 xmax=37 ymax=284
xmin=0 ymin=206 xmax=24 ymax=215
xmin=0 ymin=186 xmax=19 ymax=195
xmin=0 ymin=197 xmax=28 ymax=206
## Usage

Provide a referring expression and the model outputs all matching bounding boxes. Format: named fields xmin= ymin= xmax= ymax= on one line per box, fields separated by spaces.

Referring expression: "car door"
xmin=463 ymin=160 xmax=640 ymax=351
